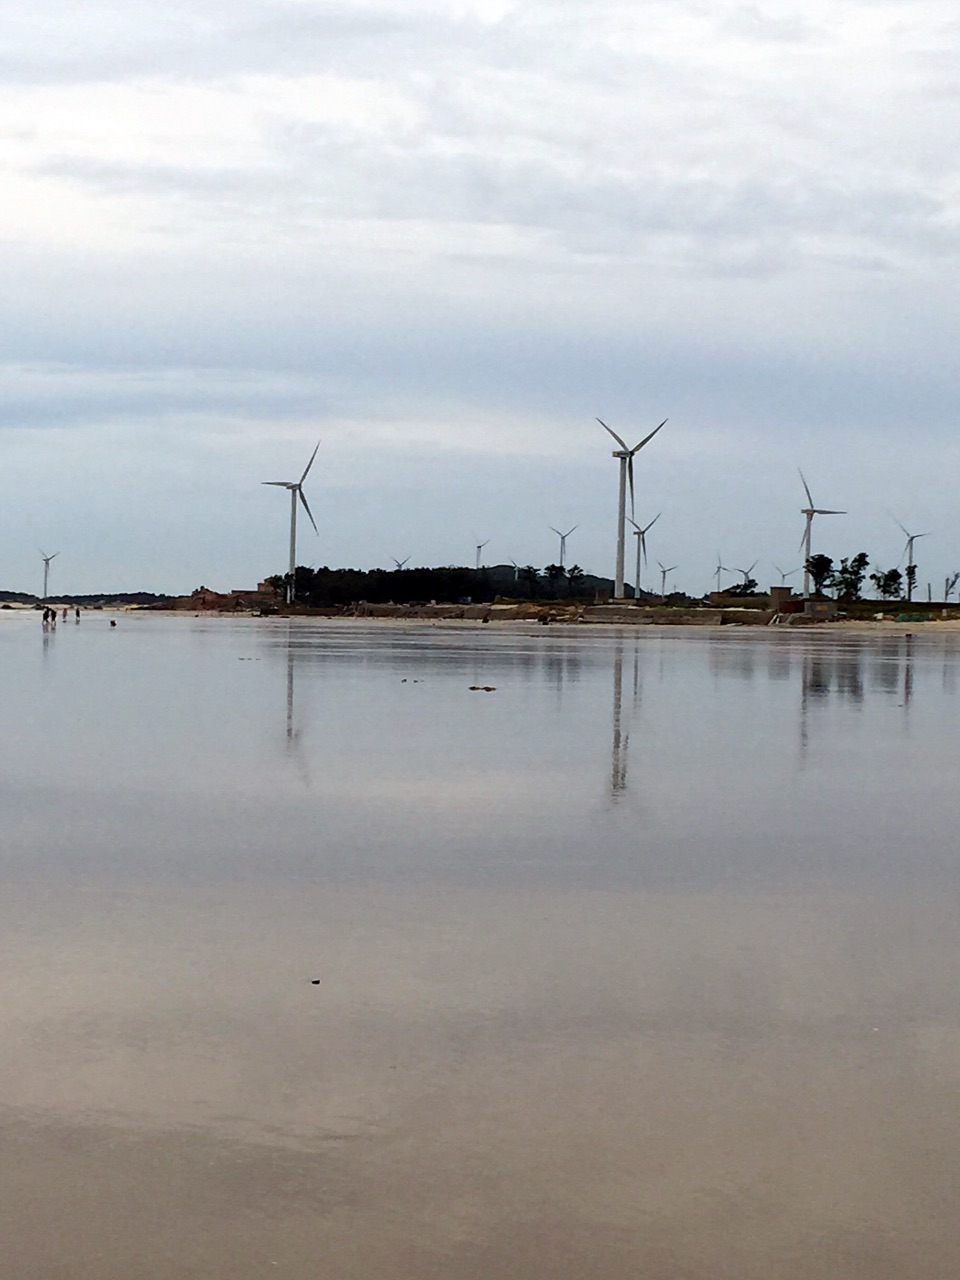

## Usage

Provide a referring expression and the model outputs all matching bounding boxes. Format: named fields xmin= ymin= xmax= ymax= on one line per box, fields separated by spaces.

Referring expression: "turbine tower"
xmin=40 ymin=550 xmax=59 ymax=600
xmin=627 ymin=513 xmax=660 ymax=599
xmin=894 ymin=517 xmax=928 ymax=603
xmin=799 ymin=470 xmax=844 ymax=599
xmin=262 ymin=440 xmax=320 ymax=605
xmin=657 ymin=561 xmax=677 ymax=597
xmin=597 ymin=417 xmax=666 ymax=598
xmin=550 ymin=524 xmax=578 ymax=569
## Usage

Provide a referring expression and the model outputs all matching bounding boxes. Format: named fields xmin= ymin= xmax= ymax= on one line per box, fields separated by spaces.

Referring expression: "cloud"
xmin=2 ymin=0 xmax=960 ymax=592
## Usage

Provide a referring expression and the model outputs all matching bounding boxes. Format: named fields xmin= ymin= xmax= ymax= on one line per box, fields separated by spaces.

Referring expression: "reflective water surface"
xmin=3 ymin=613 xmax=960 ymax=1278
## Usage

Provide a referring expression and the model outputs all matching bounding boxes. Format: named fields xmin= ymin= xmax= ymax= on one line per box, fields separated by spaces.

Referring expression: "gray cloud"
xmin=3 ymin=0 xmax=960 ymax=593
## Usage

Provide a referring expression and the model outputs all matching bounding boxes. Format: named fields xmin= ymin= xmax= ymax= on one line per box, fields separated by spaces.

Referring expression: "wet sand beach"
xmin=3 ymin=614 xmax=959 ymax=1277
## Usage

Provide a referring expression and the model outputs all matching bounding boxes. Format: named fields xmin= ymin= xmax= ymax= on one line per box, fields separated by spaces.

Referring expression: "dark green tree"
xmin=805 ymin=554 xmax=835 ymax=597
xmin=544 ymin=564 xmax=567 ymax=597
xmin=833 ymin=552 xmax=869 ymax=601
xmin=869 ymin=568 xmax=903 ymax=600
xmin=519 ymin=565 xmax=540 ymax=599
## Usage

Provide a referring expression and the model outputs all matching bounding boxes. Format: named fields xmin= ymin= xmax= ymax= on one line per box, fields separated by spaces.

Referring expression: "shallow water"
xmin=3 ymin=613 xmax=960 ymax=1277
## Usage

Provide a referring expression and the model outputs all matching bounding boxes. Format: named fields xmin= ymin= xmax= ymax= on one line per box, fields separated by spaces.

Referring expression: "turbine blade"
xmin=298 ymin=486 xmax=318 ymax=535
xmin=630 ymin=418 xmax=667 ymax=454
xmin=798 ymin=468 xmax=814 ymax=507
xmin=814 ymin=508 xmax=845 ymax=515
xmin=550 ymin=527 xmax=561 ymax=536
xmin=644 ymin=512 xmax=661 ymax=533
xmin=300 ymin=439 xmax=321 ymax=484
xmin=597 ymin=418 xmax=628 ymax=451
xmin=627 ymin=516 xmax=640 ymax=532
xmin=627 ymin=455 xmax=635 ymax=519
xmin=565 ymin=525 xmax=578 ymax=537
xmin=262 ymin=480 xmax=293 ymax=487
xmin=892 ymin=515 xmax=910 ymax=537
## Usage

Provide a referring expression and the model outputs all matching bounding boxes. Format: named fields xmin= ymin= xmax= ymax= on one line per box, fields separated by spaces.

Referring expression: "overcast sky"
xmin=2 ymin=0 xmax=960 ymax=596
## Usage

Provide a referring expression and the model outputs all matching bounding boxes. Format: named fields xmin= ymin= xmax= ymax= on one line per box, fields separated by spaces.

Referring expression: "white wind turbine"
xmin=597 ymin=417 xmax=667 ymax=597
xmin=799 ymin=470 xmax=844 ymax=599
xmin=657 ymin=560 xmax=677 ymax=597
xmin=713 ymin=553 xmax=730 ymax=594
xmin=550 ymin=524 xmax=577 ymax=568
xmin=627 ymin=513 xmax=660 ymax=599
xmin=773 ymin=564 xmax=801 ymax=587
xmin=392 ymin=556 xmax=411 ymax=571
xmin=733 ymin=560 xmax=758 ymax=586
xmin=262 ymin=440 xmax=320 ymax=605
xmin=893 ymin=516 xmax=928 ymax=602
xmin=40 ymin=549 xmax=59 ymax=600
xmin=474 ymin=538 xmax=489 ymax=570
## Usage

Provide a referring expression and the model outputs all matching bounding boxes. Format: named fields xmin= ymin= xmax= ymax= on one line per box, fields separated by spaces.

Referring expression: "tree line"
xmin=270 ymin=563 xmax=606 ymax=606
xmin=805 ymin=553 xmax=959 ymax=602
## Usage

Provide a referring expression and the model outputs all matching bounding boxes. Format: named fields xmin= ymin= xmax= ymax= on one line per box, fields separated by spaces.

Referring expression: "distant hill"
xmin=0 ymin=591 xmax=172 ymax=606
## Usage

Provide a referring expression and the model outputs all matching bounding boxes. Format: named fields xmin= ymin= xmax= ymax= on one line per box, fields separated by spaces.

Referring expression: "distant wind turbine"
xmin=549 ymin=524 xmax=578 ymax=568
xmin=627 ymin=513 xmax=660 ymax=599
xmin=657 ymin=561 xmax=677 ymax=596
xmin=262 ymin=440 xmax=320 ymax=605
xmin=799 ymin=470 xmax=844 ymax=599
xmin=597 ymin=417 xmax=666 ymax=598
xmin=40 ymin=549 xmax=59 ymax=600
xmin=474 ymin=538 xmax=489 ymax=570
xmin=945 ymin=572 xmax=960 ymax=603
xmin=773 ymin=564 xmax=801 ymax=587
xmin=392 ymin=556 xmax=411 ymax=571
xmin=713 ymin=554 xmax=730 ymax=594
xmin=893 ymin=516 xmax=928 ymax=602
xmin=733 ymin=560 xmax=758 ymax=585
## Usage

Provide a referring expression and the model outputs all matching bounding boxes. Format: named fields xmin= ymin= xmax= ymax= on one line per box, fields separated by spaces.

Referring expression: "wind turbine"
xmin=773 ymin=564 xmax=801 ymax=587
xmin=392 ymin=557 xmax=411 ymax=571
xmin=40 ymin=550 xmax=59 ymax=600
xmin=733 ymin=560 xmax=758 ymax=585
xmin=657 ymin=561 xmax=677 ymax=596
xmin=945 ymin=572 xmax=959 ymax=603
xmin=262 ymin=440 xmax=320 ymax=605
xmin=597 ymin=417 xmax=667 ymax=597
xmin=474 ymin=538 xmax=489 ymax=570
xmin=893 ymin=517 xmax=928 ymax=602
xmin=550 ymin=524 xmax=577 ymax=568
xmin=713 ymin=554 xmax=731 ymax=594
xmin=799 ymin=470 xmax=844 ymax=599
xmin=627 ymin=513 xmax=660 ymax=599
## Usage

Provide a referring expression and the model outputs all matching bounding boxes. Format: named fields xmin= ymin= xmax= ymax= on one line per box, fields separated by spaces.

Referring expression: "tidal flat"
xmin=3 ymin=612 xmax=960 ymax=1278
